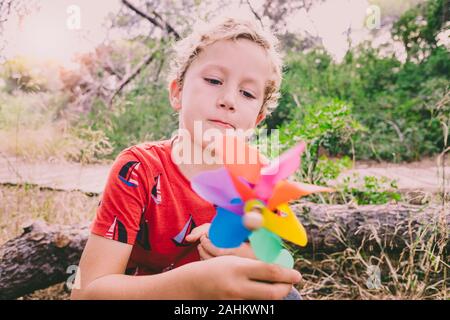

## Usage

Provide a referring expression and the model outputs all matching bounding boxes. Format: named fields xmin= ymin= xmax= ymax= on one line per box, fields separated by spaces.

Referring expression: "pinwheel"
xmin=191 ymin=136 xmax=333 ymax=268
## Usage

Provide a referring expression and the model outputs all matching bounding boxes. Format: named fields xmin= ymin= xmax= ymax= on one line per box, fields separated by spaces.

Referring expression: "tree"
xmin=392 ymin=0 xmax=449 ymax=62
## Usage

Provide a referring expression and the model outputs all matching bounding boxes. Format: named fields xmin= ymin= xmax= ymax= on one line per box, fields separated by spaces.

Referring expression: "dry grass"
xmin=0 ymin=92 xmax=113 ymax=164
xmin=0 ymin=184 xmax=98 ymax=246
xmin=295 ymin=202 xmax=449 ymax=300
xmin=17 ymin=283 xmax=71 ymax=300
xmin=0 ymin=123 xmax=113 ymax=165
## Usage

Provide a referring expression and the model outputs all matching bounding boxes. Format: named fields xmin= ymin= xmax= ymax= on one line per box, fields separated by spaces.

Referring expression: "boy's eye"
xmin=241 ymin=90 xmax=255 ymax=99
xmin=204 ymin=78 xmax=222 ymax=85
xmin=204 ymin=78 xmax=256 ymax=99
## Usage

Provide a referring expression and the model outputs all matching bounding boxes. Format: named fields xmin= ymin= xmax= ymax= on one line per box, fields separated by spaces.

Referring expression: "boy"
xmin=70 ymin=14 xmax=302 ymax=300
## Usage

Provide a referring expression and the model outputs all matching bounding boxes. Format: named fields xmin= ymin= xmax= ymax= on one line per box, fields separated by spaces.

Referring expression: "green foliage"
xmin=392 ymin=0 xmax=449 ymax=62
xmin=262 ymin=0 xmax=449 ymax=163
xmin=76 ymin=81 xmax=178 ymax=159
xmin=0 ymin=91 xmax=112 ymax=163
xmin=314 ymin=155 xmax=353 ymax=185
xmin=306 ymin=172 xmax=402 ymax=205
xmin=266 ymin=35 xmax=449 ymax=162
xmin=339 ymin=174 xmax=402 ymax=205
xmin=277 ymin=98 xmax=363 ymax=184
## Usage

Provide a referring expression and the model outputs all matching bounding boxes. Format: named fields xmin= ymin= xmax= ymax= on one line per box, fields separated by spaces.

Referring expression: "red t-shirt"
xmin=91 ymin=138 xmax=216 ymax=275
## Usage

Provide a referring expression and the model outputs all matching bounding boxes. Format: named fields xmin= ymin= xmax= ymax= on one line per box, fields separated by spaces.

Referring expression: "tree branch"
xmin=121 ymin=0 xmax=180 ymax=40
xmin=108 ymin=47 xmax=160 ymax=105
xmin=245 ymin=0 xmax=264 ymax=28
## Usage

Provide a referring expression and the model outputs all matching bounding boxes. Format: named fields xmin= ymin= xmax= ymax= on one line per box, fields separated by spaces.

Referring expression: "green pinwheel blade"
xmin=249 ymin=228 xmax=283 ymax=263
xmin=273 ymin=248 xmax=294 ymax=269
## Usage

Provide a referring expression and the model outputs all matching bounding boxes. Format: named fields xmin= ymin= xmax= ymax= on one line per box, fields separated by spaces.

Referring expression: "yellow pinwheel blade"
xmin=261 ymin=203 xmax=308 ymax=247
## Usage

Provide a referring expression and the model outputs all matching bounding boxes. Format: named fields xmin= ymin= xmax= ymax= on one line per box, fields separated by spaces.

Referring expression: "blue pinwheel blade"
xmin=209 ymin=207 xmax=250 ymax=248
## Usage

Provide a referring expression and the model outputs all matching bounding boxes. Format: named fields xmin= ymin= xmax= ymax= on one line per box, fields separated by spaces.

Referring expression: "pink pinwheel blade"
xmin=191 ymin=168 xmax=244 ymax=214
xmin=254 ymin=142 xmax=306 ymax=199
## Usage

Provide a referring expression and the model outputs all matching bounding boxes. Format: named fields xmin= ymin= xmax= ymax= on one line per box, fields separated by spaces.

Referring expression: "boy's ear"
xmin=169 ymin=79 xmax=182 ymax=111
xmin=255 ymin=111 xmax=266 ymax=126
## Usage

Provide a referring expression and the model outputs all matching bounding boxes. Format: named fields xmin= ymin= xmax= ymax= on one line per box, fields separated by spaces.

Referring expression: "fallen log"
xmin=0 ymin=202 xmax=447 ymax=299
xmin=0 ymin=221 xmax=89 ymax=300
xmin=298 ymin=202 xmax=448 ymax=255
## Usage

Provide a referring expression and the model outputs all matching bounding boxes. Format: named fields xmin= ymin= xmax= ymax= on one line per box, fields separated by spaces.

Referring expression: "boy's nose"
xmin=217 ymin=94 xmax=236 ymax=112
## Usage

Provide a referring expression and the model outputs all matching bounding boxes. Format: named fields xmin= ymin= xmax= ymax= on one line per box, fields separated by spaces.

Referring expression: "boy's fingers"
xmin=197 ymin=243 xmax=214 ymax=260
xmin=185 ymin=223 xmax=210 ymax=242
xmin=185 ymin=233 xmax=199 ymax=242
xmin=200 ymin=236 xmax=255 ymax=259
xmin=235 ymin=242 xmax=257 ymax=259
xmin=246 ymin=260 xmax=302 ymax=284
xmin=200 ymin=235 xmax=233 ymax=256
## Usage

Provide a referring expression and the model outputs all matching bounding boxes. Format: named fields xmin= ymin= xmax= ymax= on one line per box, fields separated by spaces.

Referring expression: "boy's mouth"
xmin=207 ymin=119 xmax=236 ymax=130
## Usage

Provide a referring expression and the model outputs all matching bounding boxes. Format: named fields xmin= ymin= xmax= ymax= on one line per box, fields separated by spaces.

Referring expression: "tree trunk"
xmin=0 ymin=202 xmax=448 ymax=299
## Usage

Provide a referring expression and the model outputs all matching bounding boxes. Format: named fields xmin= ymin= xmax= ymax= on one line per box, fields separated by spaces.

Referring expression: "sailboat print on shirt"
xmin=172 ymin=215 xmax=196 ymax=247
xmin=151 ymin=174 xmax=162 ymax=204
xmin=118 ymin=161 xmax=140 ymax=188
xmin=105 ymin=216 xmax=128 ymax=244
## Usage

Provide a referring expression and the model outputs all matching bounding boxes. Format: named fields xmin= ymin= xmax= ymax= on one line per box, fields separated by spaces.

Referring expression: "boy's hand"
xmin=198 ymin=235 xmax=256 ymax=260
xmin=187 ymin=255 xmax=302 ymax=300
xmin=185 ymin=210 xmax=264 ymax=260
xmin=185 ymin=223 xmax=210 ymax=243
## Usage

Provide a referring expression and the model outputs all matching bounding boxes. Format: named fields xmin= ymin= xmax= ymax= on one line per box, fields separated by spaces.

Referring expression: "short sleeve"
xmin=91 ymin=149 xmax=151 ymax=245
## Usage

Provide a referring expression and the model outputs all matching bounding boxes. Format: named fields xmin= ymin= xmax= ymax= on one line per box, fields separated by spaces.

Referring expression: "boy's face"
xmin=169 ymin=38 xmax=271 ymax=146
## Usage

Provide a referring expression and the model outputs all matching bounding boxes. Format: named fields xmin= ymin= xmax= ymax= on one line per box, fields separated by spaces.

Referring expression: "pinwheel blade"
xmin=249 ymin=228 xmax=283 ymax=263
xmin=209 ymin=207 xmax=250 ymax=248
xmin=191 ymin=168 xmax=243 ymax=214
xmin=273 ymin=249 xmax=295 ymax=269
xmin=255 ymin=142 xmax=306 ymax=199
xmin=261 ymin=203 xmax=308 ymax=247
xmin=228 ymin=172 xmax=257 ymax=203
xmin=221 ymin=135 xmax=263 ymax=184
xmin=267 ymin=180 xmax=334 ymax=210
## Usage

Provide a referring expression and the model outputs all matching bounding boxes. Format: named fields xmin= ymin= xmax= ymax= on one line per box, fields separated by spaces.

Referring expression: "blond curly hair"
xmin=166 ymin=14 xmax=284 ymax=116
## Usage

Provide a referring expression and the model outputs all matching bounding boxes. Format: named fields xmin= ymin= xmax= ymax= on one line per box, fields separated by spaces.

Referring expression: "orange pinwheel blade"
xmin=228 ymin=170 xmax=257 ymax=203
xmin=221 ymin=135 xmax=262 ymax=184
xmin=267 ymin=181 xmax=334 ymax=210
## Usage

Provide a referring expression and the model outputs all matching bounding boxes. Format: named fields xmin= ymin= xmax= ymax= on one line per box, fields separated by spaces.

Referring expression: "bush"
xmin=0 ymin=57 xmax=48 ymax=93
xmin=76 ymin=81 xmax=178 ymax=159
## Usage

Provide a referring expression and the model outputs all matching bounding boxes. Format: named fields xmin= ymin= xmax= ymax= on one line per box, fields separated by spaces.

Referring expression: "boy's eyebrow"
xmin=203 ymin=63 xmax=230 ymax=74
xmin=202 ymin=63 xmax=262 ymax=87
